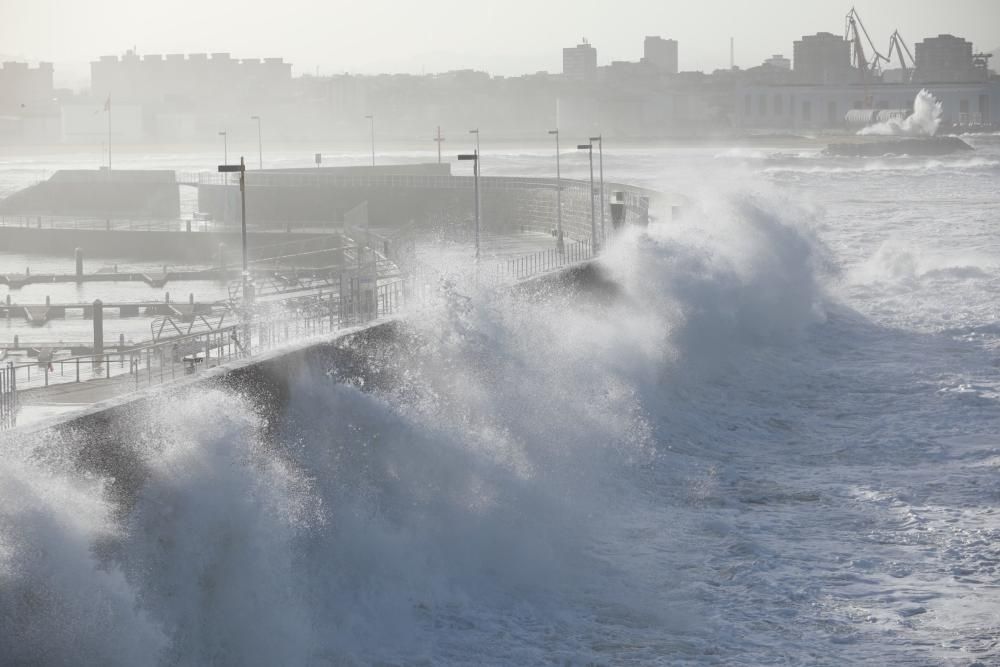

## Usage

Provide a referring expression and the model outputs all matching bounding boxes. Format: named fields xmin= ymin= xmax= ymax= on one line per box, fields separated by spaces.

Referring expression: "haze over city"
xmin=3 ymin=0 xmax=999 ymax=88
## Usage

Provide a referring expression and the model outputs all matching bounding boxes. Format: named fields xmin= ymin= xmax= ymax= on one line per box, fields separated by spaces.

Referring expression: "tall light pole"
xmin=577 ymin=141 xmax=598 ymax=253
xmin=218 ymin=157 xmax=251 ymax=351
xmin=434 ymin=126 xmax=445 ymax=164
xmin=548 ymin=129 xmax=564 ymax=253
xmin=365 ymin=114 xmax=375 ymax=166
xmin=219 ymin=130 xmax=228 ymax=164
xmin=589 ymin=135 xmax=605 ymax=242
xmin=250 ymin=116 xmax=262 ymax=169
xmin=104 ymin=95 xmax=112 ymax=171
xmin=469 ymin=128 xmax=480 ymax=168
xmin=469 ymin=128 xmax=481 ymax=250
xmin=458 ymin=151 xmax=480 ymax=261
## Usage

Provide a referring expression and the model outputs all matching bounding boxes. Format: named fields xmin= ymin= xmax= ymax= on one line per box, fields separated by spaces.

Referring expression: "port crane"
xmin=845 ymin=7 xmax=888 ymax=81
xmin=886 ymin=30 xmax=916 ymax=82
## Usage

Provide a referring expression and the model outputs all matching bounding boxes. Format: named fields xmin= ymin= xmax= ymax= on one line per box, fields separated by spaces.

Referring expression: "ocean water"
xmin=2 ymin=138 xmax=1000 ymax=665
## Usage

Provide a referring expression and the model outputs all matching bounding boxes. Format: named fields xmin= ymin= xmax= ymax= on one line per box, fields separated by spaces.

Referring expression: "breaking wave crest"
xmin=1 ymin=191 xmax=835 ymax=665
xmin=858 ymin=89 xmax=942 ymax=137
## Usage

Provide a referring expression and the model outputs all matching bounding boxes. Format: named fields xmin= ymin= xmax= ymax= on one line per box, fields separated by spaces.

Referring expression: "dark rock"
xmin=824 ymin=136 xmax=974 ymax=157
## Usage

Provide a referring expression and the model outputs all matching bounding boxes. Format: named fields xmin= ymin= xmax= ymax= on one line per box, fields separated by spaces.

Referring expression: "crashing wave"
xmin=858 ymin=89 xmax=942 ymax=137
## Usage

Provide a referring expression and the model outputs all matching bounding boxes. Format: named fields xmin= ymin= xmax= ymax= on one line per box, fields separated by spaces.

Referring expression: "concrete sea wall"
xmin=10 ymin=261 xmax=614 ymax=506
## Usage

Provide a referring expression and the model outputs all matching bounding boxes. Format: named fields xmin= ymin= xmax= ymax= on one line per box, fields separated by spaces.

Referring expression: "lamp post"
xmin=458 ymin=151 xmax=480 ymax=261
xmin=589 ymin=135 xmax=605 ymax=242
xmin=469 ymin=128 xmax=480 ymax=169
xmin=218 ymin=157 xmax=252 ymax=350
xmin=548 ymin=129 xmax=564 ymax=253
xmin=364 ymin=114 xmax=375 ymax=166
xmin=434 ymin=126 xmax=445 ymax=164
xmin=577 ymin=141 xmax=598 ymax=252
xmin=469 ymin=129 xmax=481 ymax=253
xmin=219 ymin=130 xmax=228 ymax=164
xmin=250 ymin=116 xmax=262 ymax=169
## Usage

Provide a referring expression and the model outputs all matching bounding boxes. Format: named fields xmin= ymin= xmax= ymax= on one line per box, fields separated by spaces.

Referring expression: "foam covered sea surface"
xmin=1 ymin=140 xmax=999 ymax=665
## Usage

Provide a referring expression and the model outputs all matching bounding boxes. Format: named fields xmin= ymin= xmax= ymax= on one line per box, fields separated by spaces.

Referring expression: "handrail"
xmin=1 ymin=234 xmax=603 ymax=429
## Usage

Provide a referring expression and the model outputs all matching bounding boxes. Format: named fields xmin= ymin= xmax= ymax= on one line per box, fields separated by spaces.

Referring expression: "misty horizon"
xmin=3 ymin=0 xmax=999 ymax=89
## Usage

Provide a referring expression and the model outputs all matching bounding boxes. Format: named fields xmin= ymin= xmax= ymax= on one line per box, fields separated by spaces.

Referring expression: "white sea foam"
xmin=2 ymin=148 xmax=1000 ymax=664
xmin=858 ymin=89 xmax=942 ymax=137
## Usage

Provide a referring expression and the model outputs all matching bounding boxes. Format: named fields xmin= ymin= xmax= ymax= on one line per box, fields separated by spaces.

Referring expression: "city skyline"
xmin=2 ymin=0 xmax=999 ymax=89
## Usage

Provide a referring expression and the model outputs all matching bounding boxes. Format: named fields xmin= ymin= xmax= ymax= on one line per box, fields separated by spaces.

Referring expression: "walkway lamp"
xmin=250 ymin=116 xmax=263 ymax=169
xmin=219 ymin=130 xmax=228 ymax=164
xmin=589 ymin=135 xmax=605 ymax=241
xmin=577 ymin=141 xmax=598 ymax=252
xmin=548 ymin=129 xmax=564 ymax=253
xmin=458 ymin=151 xmax=480 ymax=260
xmin=365 ymin=114 xmax=375 ymax=166
xmin=218 ymin=157 xmax=252 ymax=346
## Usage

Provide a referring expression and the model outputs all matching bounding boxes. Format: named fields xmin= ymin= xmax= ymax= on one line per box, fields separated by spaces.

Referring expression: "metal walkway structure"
xmin=1 ymin=234 xmax=598 ymax=430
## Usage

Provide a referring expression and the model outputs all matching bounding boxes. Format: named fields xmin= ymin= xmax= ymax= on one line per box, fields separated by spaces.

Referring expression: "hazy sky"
xmin=3 ymin=0 xmax=999 ymax=88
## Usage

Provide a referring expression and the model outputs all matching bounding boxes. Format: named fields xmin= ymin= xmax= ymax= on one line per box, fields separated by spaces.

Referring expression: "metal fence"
xmin=0 ymin=234 xmax=599 ymax=430
xmin=499 ymin=238 xmax=593 ymax=282
xmin=0 ymin=363 xmax=16 ymax=429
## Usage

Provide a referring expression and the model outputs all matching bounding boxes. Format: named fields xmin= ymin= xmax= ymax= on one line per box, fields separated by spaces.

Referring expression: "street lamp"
xmin=218 ymin=157 xmax=252 ymax=349
xmin=250 ymin=116 xmax=263 ymax=169
xmin=364 ymin=114 xmax=375 ymax=166
xmin=434 ymin=126 xmax=445 ymax=164
xmin=548 ymin=129 xmax=564 ymax=253
xmin=469 ymin=129 xmax=481 ymax=252
xmin=469 ymin=128 xmax=480 ymax=168
xmin=577 ymin=141 xmax=598 ymax=252
xmin=218 ymin=130 xmax=228 ymax=164
xmin=589 ymin=135 xmax=605 ymax=242
xmin=458 ymin=151 xmax=480 ymax=261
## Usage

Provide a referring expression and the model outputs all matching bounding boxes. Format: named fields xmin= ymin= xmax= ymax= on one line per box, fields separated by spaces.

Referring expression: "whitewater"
xmin=859 ymin=88 xmax=943 ymax=137
xmin=1 ymin=139 xmax=999 ymax=665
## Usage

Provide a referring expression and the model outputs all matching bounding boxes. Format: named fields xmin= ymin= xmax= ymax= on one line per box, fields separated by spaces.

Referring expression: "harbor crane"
xmin=845 ymin=7 xmax=889 ymax=81
xmin=886 ymin=29 xmax=916 ymax=82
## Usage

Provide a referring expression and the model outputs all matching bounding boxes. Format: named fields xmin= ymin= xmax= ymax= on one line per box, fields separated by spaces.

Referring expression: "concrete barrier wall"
xmin=0 ymin=170 xmax=180 ymax=219
xmin=10 ymin=261 xmax=613 ymax=504
xmin=198 ymin=174 xmax=654 ymax=242
xmin=0 ymin=226 xmax=342 ymax=263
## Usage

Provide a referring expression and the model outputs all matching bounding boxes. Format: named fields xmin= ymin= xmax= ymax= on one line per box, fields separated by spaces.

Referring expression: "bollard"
xmin=75 ymin=248 xmax=83 ymax=278
xmin=92 ymin=300 xmax=104 ymax=376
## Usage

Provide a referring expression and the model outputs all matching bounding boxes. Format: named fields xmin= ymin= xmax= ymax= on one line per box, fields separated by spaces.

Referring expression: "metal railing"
xmin=0 ymin=233 xmax=600 ymax=430
xmin=0 ymin=362 xmax=16 ymax=429
xmin=499 ymin=238 xmax=593 ymax=282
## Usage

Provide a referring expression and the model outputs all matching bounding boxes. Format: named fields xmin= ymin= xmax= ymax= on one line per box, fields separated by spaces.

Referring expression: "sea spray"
xmin=0 ymin=189 xmax=845 ymax=664
xmin=0 ymin=438 xmax=167 ymax=666
xmin=859 ymin=89 xmax=942 ymax=136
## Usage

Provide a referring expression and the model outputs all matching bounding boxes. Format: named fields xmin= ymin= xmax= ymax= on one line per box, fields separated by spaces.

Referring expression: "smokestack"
xmin=730 ymin=37 xmax=735 ymax=70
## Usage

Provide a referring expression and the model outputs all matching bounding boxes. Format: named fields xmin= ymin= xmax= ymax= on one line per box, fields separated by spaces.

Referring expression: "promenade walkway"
xmin=1 ymin=233 xmax=597 ymax=431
